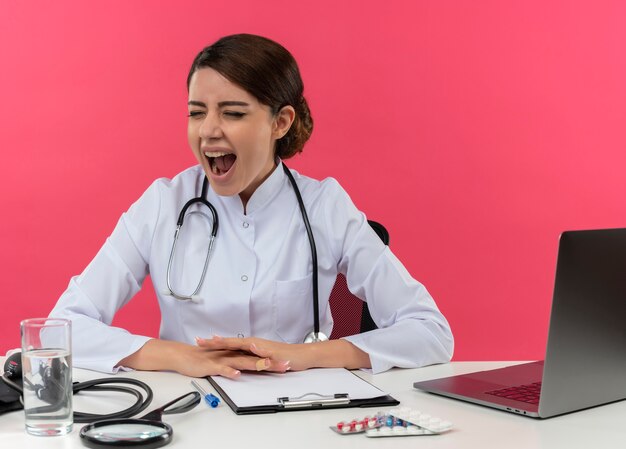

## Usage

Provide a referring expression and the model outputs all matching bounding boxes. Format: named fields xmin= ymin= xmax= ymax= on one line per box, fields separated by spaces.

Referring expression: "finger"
xmin=267 ymin=359 xmax=291 ymax=372
xmin=228 ymin=355 xmax=271 ymax=372
xmin=251 ymin=358 xmax=291 ymax=372
xmin=247 ymin=344 xmax=291 ymax=371
xmin=197 ymin=352 xmax=242 ymax=379
xmin=225 ymin=351 xmax=287 ymax=372
xmin=211 ymin=351 xmax=272 ymax=371
xmin=217 ymin=353 xmax=290 ymax=374
xmin=248 ymin=343 xmax=273 ymax=358
xmin=255 ymin=358 xmax=272 ymax=371
xmin=245 ymin=344 xmax=289 ymax=371
xmin=196 ymin=336 xmax=251 ymax=352
xmin=213 ymin=364 xmax=241 ymax=379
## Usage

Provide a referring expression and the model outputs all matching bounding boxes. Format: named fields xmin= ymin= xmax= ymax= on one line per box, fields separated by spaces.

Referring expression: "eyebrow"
xmin=187 ymin=100 xmax=250 ymax=108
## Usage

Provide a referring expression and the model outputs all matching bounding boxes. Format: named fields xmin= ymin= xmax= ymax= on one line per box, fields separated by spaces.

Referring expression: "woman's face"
xmin=187 ymin=68 xmax=292 ymax=206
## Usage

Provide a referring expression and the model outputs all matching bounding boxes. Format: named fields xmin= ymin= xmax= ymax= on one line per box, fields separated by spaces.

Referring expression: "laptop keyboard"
xmin=485 ymin=382 xmax=542 ymax=405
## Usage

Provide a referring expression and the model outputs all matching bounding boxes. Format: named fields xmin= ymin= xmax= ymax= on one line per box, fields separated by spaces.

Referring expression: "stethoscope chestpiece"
xmin=303 ymin=331 xmax=329 ymax=344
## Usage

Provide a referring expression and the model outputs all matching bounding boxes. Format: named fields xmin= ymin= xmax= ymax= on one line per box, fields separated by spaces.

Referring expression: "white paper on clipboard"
xmin=210 ymin=368 xmax=388 ymax=408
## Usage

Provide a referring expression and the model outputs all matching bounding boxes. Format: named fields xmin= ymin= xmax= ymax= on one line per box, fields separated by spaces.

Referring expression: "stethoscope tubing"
xmin=165 ymin=179 xmax=218 ymax=301
xmin=164 ymin=163 xmax=326 ymax=341
xmin=280 ymin=164 xmax=321 ymax=335
xmin=1 ymin=371 xmax=155 ymax=424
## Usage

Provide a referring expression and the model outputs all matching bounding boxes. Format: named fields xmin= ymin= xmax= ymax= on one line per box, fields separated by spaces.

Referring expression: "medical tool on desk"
xmin=80 ymin=391 xmax=201 ymax=449
xmin=1 ymin=352 xmax=154 ymax=423
xmin=163 ymin=163 xmax=329 ymax=343
xmin=190 ymin=380 xmax=220 ymax=407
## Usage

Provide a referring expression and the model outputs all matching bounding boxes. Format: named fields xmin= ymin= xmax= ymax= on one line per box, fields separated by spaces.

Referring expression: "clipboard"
xmin=206 ymin=368 xmax=399 ymax=415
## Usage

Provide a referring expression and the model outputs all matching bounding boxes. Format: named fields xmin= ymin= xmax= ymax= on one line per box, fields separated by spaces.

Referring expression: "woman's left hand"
xmin=195 ymin=336 xmax=314 ymax=371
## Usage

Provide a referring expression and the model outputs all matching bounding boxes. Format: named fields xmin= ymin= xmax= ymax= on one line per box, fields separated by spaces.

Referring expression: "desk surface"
xmin=2 ymin=361 xmax=625 ymax=448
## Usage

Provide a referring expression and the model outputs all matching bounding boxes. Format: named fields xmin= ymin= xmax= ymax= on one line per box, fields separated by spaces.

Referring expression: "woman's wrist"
xmin=305 ymin=339 xmax=371 ymax=370
xmin=117 ymin=339 xmax=189 ymax=372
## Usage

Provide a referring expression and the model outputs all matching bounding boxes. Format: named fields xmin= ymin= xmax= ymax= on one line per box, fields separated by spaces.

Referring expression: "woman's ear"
xmin=272 ymin=105 xmax=296 ymax=139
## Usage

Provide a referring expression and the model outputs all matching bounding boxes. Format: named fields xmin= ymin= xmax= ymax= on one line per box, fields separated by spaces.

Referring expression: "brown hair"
xmin=187 ymin=34 xmax=313 ymax=159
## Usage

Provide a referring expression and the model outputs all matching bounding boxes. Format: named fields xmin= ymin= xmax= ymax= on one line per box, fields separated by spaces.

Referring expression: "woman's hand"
xmin=196 ymin=336 xmax=313 ymax=371
xmin=116 ymin=339 xmax=291 ymax=379
xmin=195 ymin=335 xmax=372 ymax=371
xmin=177 ymin=342 xmax=291 ymax=378
xmin=117 ymin=336 xmax=371 ymax=378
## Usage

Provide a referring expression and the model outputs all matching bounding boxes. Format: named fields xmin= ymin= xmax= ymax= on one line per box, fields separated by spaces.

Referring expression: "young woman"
xmin=50 ymin=34 xmax=453 ymax=378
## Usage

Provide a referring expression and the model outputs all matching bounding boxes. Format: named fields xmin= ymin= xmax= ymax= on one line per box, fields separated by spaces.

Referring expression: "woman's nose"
xmin=199 ymin=113 xmax=223 ymax=140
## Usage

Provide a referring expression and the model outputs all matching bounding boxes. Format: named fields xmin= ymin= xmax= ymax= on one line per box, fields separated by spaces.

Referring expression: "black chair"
xmin=329 ymin=220 xmax=389 ymax=339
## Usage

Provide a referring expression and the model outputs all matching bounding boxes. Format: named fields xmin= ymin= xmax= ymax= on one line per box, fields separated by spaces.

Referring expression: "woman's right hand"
xmin=116 ymin=339 xmax=291 ymax=379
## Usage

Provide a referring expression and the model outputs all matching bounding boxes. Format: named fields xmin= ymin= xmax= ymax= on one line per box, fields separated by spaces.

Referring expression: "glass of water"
xmin=20 ymin=318 xmax=73 ymax=436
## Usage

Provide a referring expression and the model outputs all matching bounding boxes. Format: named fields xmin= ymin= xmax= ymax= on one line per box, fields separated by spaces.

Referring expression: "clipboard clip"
xmin=277 ymin=392 xmax=350 ymax=408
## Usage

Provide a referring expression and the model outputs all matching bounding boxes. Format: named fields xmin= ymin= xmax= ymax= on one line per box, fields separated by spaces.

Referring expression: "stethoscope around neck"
xmin=163 ymin=163 xmax=328 ymax=343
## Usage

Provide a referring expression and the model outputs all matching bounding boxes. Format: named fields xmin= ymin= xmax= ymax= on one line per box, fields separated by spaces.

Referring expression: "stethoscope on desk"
xmin=2 ymin=353 xmax=202 ymax=448
xmin=163 ymin=163 xmax=328 ymax=343
xmin=1 ymin=352 xmax=155 ymax=422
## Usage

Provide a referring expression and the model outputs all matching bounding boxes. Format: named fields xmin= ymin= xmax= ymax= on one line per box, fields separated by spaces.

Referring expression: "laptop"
xmin=414 ymin=228 xmax=626 ymax=418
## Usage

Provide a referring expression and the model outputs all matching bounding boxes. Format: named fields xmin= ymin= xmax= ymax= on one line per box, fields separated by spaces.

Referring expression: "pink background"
xmin=1 ymin=1 xmax=625 ymax=360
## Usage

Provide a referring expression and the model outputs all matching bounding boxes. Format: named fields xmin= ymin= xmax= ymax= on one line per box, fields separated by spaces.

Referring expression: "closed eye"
xmin=188 ymin=110 xmax=205 ymax=118
xmin=223 ymin=111 xmax=245 ymax=118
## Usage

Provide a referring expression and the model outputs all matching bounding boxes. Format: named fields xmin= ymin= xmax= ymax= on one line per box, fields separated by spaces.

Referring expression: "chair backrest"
xmin=329 ymin=220 xmax=389 ymax=339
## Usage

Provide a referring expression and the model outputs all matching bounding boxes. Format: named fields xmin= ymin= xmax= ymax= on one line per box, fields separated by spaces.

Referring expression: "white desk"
xmin=2 ymin=361 xmax=626 ymax=448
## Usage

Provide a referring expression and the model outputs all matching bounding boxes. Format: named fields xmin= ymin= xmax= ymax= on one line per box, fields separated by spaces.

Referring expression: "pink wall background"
xmin=1 ymin=1 xmax=625 ymax=360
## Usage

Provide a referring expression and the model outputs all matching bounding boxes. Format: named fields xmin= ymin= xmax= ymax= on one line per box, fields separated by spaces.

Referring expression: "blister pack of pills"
xmin=330 ymin=407 xmax=452 ymax=438
xmin=330 ymin=415 xmax=381 ymax=434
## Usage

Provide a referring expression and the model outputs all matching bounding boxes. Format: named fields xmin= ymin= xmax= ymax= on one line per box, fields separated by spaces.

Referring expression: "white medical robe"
xmin=50 ymin=163 xmax=453 ymax=373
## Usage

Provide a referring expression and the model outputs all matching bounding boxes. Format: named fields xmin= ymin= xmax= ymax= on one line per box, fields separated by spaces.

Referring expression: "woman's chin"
xmin=206 ymin=177 xmax=240 ymax=198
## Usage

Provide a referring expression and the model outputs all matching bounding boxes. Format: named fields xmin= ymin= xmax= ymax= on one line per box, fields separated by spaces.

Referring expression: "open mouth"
xmin=204 ymin=151 xmax=237 ymax=176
